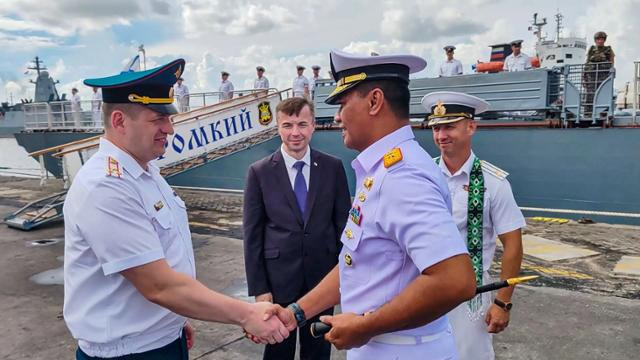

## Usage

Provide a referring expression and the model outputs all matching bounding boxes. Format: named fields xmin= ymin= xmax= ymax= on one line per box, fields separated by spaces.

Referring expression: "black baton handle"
xmin=475 ymin=280 xmax=509 ymax=294
xmin=310 ymin=322 xmax=331 ymax=338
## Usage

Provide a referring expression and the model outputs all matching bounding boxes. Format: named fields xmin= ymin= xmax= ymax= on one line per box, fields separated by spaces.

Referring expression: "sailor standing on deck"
xmin=63 ymin=59 xmax=289 ymax=360
xmin=292 ymin=65 xmax=310 ymax=98
xmin=259 ymin=50 xmax=477 ymax=360
xmin=173 ymin=77 xmax=190 ymax=112
xmin=254 ymin=66 xmax=270 ymax=90
xmin=90 ymin=87 xmax=102 ymax=126
xmin=219 ymin=70 xmax=234 ymax=101
xmin=309 ymin=65 xmax=321 ymax=99
xmin=502 ymin=40 xmax=531 ymax=72
xmin=423 ymin=91 xmax=525 ymax=360
xmin=439 ymin=46 xmax=463 ymax=77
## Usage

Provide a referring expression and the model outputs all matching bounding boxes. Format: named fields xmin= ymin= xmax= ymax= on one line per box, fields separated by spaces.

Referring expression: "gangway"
xmin=4 ymin=191 xmax=67 ymax=230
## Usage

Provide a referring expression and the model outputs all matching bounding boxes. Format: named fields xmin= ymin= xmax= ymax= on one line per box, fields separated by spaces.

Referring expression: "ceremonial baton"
xmin=310 ymin=275 xmax=539 ymax=338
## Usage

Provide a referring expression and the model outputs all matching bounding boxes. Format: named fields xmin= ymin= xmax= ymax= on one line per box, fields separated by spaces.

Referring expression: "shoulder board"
xmin=383 ymin=147 xmax=403 ymax=169
xmin=481 ymin=160 xmax=508 ymax=180
xmin=106 ymin=156 xmax=123 ymax=178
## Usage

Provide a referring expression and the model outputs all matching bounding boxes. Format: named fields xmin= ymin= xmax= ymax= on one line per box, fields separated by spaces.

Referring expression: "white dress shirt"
xmin=280 ymin=144 xmax=310 ymax=191
xmin=63 ymin=138 xmax=195 ymax=357
xmin=254 ymin=76 xmax=270 ymax=89
xmin=503 ymin=53 xmax=532 ymax=72
xmin=439 ymin=59 xmax=463 ymax=77
xmin=292 ymin=75 xmax=309 ymax=97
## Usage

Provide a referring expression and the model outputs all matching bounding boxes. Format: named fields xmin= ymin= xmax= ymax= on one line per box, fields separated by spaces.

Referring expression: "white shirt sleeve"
xmin=490 ymin=179 xmax=526 ymax=235
xmin=376 ymin=165 xmax=468 ymax=272
xmin=456 ymin=60 xmax=463 ymax=75
xmin=76 ymin=181 xmax=165 ymax=276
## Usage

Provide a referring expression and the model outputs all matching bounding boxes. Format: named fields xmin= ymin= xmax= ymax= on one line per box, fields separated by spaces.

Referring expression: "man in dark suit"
xmin=243 ymin=97 xmax=351 ymax=360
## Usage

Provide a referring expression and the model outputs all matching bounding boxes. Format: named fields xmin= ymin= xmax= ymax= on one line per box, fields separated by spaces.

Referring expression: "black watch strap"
xmin=494 ymin=298 xmax=513 ymax=312
xmin=287 ymin=302 xmax=307 ymax=327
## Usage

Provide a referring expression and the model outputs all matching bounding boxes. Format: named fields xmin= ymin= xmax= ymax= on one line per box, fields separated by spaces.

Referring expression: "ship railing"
xmin=173 ymin=88 xmax=288 ymax=112
xmin=561 ymin=62 xmax=615 ymax=125
xmin=22 ymin=100 xmax=104 ymax=131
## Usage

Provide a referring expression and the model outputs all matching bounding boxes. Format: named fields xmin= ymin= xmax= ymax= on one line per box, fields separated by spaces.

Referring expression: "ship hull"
xmin=166 ymin=127 xmax=640 ymax=225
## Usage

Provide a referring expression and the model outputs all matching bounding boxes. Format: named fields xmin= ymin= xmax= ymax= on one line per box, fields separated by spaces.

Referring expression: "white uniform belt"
xmin=371 ymin=326 xmax=449 ymax=345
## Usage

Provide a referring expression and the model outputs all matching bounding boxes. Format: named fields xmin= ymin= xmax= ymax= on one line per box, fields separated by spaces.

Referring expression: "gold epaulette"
xmin=383 ymin=148 xmax=403 ymax=168
xmin=106 ymin=156 xmax=123 ymax=178
xmin=481 ymin=160 xmax=508 ymax=180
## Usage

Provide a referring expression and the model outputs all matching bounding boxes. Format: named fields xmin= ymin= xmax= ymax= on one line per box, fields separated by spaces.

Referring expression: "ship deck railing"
xmin=21 ymin=88 xmax=284 ymax=132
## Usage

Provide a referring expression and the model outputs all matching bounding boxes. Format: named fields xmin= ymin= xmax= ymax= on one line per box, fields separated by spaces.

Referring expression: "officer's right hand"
xmin=243 ymin=302 xmax=289 ymax=344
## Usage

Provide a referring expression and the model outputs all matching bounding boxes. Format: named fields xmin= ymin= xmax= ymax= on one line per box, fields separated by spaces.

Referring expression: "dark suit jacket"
xmin=243 ymin=148 xmax=351 ymax=304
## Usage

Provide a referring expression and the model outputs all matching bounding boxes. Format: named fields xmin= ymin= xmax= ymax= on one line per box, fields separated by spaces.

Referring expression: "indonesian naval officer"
xmin=63 ymin=59 xmax=289 ymax=360
xmin=260 ymin=50 xmax=477 ymax=359
xmin=423 ymin=91 xmax=525 ymax=360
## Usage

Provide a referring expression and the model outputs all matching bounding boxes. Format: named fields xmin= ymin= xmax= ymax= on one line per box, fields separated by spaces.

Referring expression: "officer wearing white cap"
xmin=439 ymin=46 xmax=463 ymax=77
xmin=503 ymin=40 xmax=532 ymax=72
xmin=254 ymin=66 xmax=270 ymax=90
xmin=268 ymin=50 xmax=477 ymax=359
xmin=219 ymin=70 xmax=234 ymax=101
xmin=292 ymin=65 xmax=310 ymax=98
xmin=423 ymin=91 xmax=525 ymax=360
xmin=64 ymin=59 xmax=289 ymax=359
xmin=309 ymin=65 xmax=321 ymax=99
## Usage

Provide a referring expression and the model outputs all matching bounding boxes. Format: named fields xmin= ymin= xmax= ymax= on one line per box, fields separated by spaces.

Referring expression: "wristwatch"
xmin=494 ymin=298 xmax=513 ymax=312
xmin=287 ymin=302 xmax=307 ymax=327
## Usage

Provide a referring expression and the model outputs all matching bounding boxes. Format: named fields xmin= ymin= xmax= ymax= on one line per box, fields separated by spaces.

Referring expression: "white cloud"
xmin=0 ymin=0 xmax=170 ymax=37
xmin=0 ymin=31 xmax=59 ymax=51
xmin=381 ymin=0 xmax=489 ymax=43
xmin=181 ymin=0 xmax=297 ymax=38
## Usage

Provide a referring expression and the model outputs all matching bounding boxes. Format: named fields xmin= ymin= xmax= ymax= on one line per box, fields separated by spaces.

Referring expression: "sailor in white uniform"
xmin=292 ymin=65 xmax=310 ymax=98
xmin=64 ymin=59 xmax=289 ymax=360
xmin=439 ymin=46 xmax=463 ymax=77
xmin=219 ymin=71 xmax=234 ymax=101
xmin=254 ymin=66 xmax=270 ymax=89
xmin=309 ymin=65 xmax=321 ymax=99
xmin=173 ymin=77 xmax=189 ymax=112
xmin=503 ymin=40 xmax=532 ymax=72
xmin=422 ymin=91 xmax=526 ymax=360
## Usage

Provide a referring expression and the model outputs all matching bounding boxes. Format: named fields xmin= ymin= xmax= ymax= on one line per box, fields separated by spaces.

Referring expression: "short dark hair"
xmin=276 ymin=97 xmax=315 ymax=119
xmin=353 ymin=80 xmax=410 ymax=119
xmin=102 ymin=103 xmax=143 ymax=128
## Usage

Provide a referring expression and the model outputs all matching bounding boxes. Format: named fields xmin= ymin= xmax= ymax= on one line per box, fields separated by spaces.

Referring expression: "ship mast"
xmin=529 ymin=13 xmax=548 ymax=43
xmin=28 ymin=56 xmax=47 ymax=84
xmin=555 ymin=11 xmax=564 ymax=41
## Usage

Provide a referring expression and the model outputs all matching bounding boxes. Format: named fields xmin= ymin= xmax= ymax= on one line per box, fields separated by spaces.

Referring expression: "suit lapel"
xmin=303 ymin=150 xmax=320 ymax=227
xmin=272 ymin=151 xmax=304 ymax=226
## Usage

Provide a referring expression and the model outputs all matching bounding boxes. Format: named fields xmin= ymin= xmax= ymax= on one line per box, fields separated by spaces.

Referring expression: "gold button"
xmin=358 ymin=192 xmax=366 ymax=202
xmin=344 ymin=253 xmax=353 ymax=267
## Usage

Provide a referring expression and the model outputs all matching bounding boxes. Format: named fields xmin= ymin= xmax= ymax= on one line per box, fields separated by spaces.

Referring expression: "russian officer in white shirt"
xmin=423 ymin=91 xmax=525 ymax=360
xmin=64 ymin=58 xmax=289 ymax=360
xmin=503 ymin=40 xmax=532 ymax=72
xmin=439 ymin=46 xmax=463 ymax=77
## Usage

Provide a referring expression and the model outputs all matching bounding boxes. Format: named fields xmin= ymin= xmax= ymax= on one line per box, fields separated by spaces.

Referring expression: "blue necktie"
xmin=293 ymin=161 xmax=307 ymax=217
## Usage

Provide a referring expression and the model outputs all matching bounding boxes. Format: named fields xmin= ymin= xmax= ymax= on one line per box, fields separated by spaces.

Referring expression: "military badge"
xmin=349 ymin=205 xmax=363 ymax=226
xmin=383 ymin=147 xmax=403 ymax=168
xmin=434 ymin=100 xmax=447 ymax=116
xmin=345 ymin=228 xmax=354 ymax=239
xmin=258 ymin=101 xmax=273 ymax=126
xmin=106 ymin=156 xmax=122 ymax=178
xmin=363 ymin=177 xmax=374 ymax=191
xmin=344 ymin=253 xmax=353 ymax=267
xmin=154 ymin=201 xmax=164 ymax=211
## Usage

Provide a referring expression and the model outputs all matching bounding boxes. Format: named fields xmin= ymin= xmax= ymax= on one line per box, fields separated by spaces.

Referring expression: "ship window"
xmin=546 ymin=55 xmax=556 ymax=60
xmin=557 ymin=59 xmax=564 ymax=63
xmin=566 ymin=54 xmax=573 ymax=59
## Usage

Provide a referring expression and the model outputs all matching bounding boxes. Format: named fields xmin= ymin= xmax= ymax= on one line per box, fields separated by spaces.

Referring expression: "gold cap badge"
xmin=433 ymin=100 xmax=447 ymax=116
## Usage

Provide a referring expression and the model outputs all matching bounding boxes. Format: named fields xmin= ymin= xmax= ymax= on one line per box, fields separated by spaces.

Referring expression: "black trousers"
xmin=263 ymin=303 xmax=334 ymax=360
xmin=76 ymin=330 xmax=188 ymax=360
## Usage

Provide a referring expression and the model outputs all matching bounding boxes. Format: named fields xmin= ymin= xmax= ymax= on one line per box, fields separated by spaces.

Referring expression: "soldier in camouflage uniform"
xmin=584 ymin=31 xmax=615 ymax=117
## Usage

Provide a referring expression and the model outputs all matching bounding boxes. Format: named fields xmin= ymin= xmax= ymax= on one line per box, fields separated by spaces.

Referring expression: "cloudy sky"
xmin=1 ymin=0 xmax=638 ymax=103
